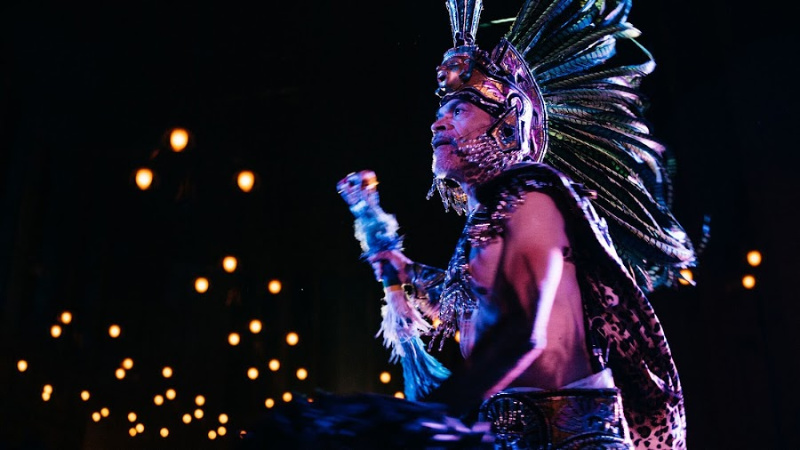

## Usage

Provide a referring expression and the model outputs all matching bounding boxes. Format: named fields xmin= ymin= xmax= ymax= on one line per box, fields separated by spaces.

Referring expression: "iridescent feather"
xmin=504 ymin=0 xmax=696 ymax=290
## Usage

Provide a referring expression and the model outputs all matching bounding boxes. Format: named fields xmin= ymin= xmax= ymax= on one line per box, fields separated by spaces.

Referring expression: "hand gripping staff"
xmin=337 ymin=170 xmax=450 ymax=401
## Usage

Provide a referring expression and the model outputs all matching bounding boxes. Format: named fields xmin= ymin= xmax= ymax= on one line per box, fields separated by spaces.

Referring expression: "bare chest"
xmin=467 ymin=239 xmax=503 ymax=292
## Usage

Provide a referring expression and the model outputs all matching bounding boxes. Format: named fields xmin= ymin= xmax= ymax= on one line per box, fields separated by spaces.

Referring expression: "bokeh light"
xmin=296 ymin=368 xmax=308 ymax=380
xmin=219 ymin=413 xmax=229 ymax=424
xmin=60 ymin=311 xmax=72 ymax=324
xmin=379 ymin=371 xmax=391 ymax=384
xmin=267 ymin=279 xmax=282 ymax=294
xmin=194 ymin=409 xmax=204 ymax=419
xmin=195 ymin=395 xmax=205 ymax=406
xmin=109 ymin=324 xmax=121 ymax=338
xmin=122 ymin=358 xmax=133 ymax=370
xmin=228 ymin=332 xmax=240 ymax=346
xmin=115 ymin=368 xmax=126 ymax=380
xmin=237 ymin=170 xmax=255 ymax=193
xmin=208 ymin=430 xmax=217 ymax=440
xmin=249 ymin=319 xmax=262 ymax=334
xmin=394 ymin=391 xmax=405 ymax=399
xmin=222 ymin=256 xmax=237 ymax=273
xmin=742 ymin=275 xmax=756 ymax=289
xmin=282 ymin=392 xmax=293 ymax=402
xmin=50 ymin=324 xmax=62 ymax=338
xmin=101 ymin=407 xmax=110 ymax=417
xmin=135 ymin=168 xmax=154 ymax=190
xmin=265 ymin=398 xmax=275 ymax=408
xmin=195 ymin=277 xmax=209 ymax=294
xmin=17 ymin=360 xmax=27 ymax=372
xmin=80 ymin=390 xmax=90 ymax=401
xmin=247 ymin=368 xmax=259 ymax=380
xmin=268 ymin=359 xmax=280 ymax=371
xmin=92 ymin=412 xmax=101 ymax=422
xmin=166 ymin=388 xmax=176 ymax=400
xmin=678 ymin=269 xmax=694 ymax=286
xmin=286 ymin=332 xmax=299 ymax=346
xmin=169 ymin=128 xmax=189 ymax=152
xmin=135 ymin=423 xmax=144 ymax=433
xmin=182 ymin=413 xmax=192 ymax=424
xmin=217 ymin=426 xmax=227 ymax=436
xmin=162 ymin=366 xmax=173 ymax=378
xmin=747 ymin=250 xmax=762 ymax=267
xmin=160 ymin=428 xmax=169 ymax=438
xmin=127 ymin=412 xmax=137 ymax=422
xmin=154 ymin=394 xmax=164 ymax=406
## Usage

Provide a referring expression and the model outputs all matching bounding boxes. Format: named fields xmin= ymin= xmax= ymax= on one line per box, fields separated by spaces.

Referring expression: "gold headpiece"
xmin=435 ymin=0 xmax=548 ymax=162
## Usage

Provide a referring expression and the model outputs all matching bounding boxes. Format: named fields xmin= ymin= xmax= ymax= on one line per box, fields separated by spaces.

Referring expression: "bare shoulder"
xmin=504 ymin=191 xmax=567 ymax=247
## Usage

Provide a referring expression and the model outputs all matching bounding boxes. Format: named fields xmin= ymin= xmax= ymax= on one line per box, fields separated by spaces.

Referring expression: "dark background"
xmin=2 ymin=1 xmax=799 ymax=449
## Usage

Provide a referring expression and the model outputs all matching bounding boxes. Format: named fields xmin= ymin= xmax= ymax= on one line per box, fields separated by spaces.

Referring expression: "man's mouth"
xmin=431 ymin=136 xmax=454 ymax=149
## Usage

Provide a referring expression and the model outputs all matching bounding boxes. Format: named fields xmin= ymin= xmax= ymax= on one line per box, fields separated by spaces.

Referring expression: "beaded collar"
xmin=428 ymin=208 xmax=483 ymax=353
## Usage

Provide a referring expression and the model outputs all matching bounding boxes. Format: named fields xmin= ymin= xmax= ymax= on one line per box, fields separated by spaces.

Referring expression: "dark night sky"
xmin=2 ymin=1 xmax=800 ymax=449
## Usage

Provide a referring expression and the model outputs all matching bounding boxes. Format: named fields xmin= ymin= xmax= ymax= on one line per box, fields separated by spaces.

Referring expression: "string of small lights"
xmin=8 ymin=127 xmax=411 ymax=449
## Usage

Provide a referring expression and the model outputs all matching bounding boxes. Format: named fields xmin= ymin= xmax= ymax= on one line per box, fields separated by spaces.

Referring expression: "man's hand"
xmin=367 ymin=250 xmax=413 ymax=284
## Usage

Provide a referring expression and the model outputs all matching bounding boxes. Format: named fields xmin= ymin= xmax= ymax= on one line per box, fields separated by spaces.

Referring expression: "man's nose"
xmin=430 ymin=117 xmax=448 ymax=133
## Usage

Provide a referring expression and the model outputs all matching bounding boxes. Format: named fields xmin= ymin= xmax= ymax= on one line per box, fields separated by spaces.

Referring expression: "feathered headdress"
xmin=433 ymin=0 xmax=696 ymax=292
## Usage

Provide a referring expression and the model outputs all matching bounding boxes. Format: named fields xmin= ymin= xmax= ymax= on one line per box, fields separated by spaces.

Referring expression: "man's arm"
xmin=425 ymin=191 xmax=569 ymax=415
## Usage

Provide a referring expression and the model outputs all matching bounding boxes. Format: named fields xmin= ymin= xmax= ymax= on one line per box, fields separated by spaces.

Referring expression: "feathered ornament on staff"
xmin=337 ymin=170 xmax=450 ymax=401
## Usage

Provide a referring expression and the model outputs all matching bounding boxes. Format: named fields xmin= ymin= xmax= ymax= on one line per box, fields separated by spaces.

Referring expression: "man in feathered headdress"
xmin=362 ymin=0 xmax=697 ymax=448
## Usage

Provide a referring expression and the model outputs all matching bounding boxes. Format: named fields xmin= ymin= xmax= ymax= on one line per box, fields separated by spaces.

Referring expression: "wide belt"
xmin=478 ymin=388 xmax=633 ymax=449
